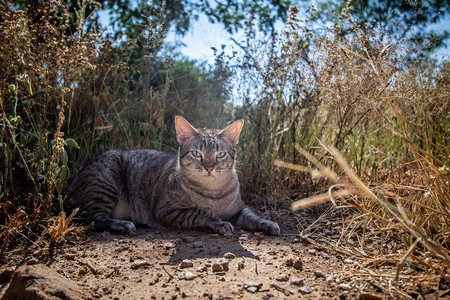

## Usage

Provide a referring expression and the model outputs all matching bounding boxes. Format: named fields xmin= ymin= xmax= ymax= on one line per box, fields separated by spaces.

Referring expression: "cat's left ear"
xmin=175 ymin=116 xmax=199 ymax=144
xmin=220 ymin=119 xmax=244 ymax=146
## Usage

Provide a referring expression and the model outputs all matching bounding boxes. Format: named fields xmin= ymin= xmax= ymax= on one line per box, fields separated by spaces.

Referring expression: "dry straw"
xmin=276 ymin=142 xmax=450 ymax=288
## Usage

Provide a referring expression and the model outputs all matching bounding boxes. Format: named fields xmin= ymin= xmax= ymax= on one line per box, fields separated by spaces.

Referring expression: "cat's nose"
xmin=204 ymin=166 xmax=214 ymax=174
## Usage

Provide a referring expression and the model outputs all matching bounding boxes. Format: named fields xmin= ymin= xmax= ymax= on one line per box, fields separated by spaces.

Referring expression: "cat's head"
xmin=175 ymin=116 xmax=244 ymax=185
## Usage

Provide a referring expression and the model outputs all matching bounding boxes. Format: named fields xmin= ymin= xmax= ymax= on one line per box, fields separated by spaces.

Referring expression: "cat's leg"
xmin=233 ymin=208 xmax=280 ymax=235
xmin=158 ymin=207 xmax=234 ymax=234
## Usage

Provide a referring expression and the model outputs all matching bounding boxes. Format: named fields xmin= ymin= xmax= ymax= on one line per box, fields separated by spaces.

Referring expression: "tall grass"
xmin=232 ymin=4 xmax=449 ymax=291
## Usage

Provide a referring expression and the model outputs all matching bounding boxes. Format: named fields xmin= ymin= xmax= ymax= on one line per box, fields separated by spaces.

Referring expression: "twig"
xmin=162 ymin=265 xmax=174 ymax=282
xmin=270 ymin=283 xmax=294 ymax=296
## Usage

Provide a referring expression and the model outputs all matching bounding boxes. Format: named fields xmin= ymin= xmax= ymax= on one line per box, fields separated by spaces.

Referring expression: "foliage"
xmin=316 ymin=0 xmax=450 ymax=52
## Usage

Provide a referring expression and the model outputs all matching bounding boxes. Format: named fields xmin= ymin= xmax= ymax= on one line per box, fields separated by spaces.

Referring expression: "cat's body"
xmin=69 ymin=116 xmax=280 ymax=236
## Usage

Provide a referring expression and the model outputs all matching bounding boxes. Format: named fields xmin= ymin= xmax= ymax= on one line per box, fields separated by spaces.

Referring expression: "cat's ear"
xmin=175 ymin=116 xmax=199 ymax=144
xmin=220 ymin=119 xmax=244 ymax=146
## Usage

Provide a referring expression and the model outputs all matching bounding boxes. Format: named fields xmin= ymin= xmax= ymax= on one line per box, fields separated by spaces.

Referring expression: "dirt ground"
xmin=1 ymin=207 xmax=448 ymax=299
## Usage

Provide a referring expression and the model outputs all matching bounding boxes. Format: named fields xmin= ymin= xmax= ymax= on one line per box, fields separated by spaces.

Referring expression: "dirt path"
xmin=2 ymin=208 xmax=447 ymax=299
xmin=50 ymin=227 xmax=354 ymax=299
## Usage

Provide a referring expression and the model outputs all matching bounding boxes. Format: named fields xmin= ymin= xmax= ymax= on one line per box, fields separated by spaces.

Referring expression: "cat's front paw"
xmin=110 ymin=220 xmax=136 ymax=236
xmin=258 ymin=220 xmax=280 ymax=235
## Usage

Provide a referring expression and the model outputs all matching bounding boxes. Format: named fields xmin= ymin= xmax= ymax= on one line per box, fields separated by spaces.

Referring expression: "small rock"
xmin=291 ymin=237 xmax=300 ymax=243
xmin=180 ymin=260 xmax=193 ymax=268
xmin=237 ymin=262 xmax=245 ymax=270
xmin=254 ymin=232 xmax=262 ymax=240
xmin=308 ymin=249 xmax=316 ymax=255
xmin=163 ymin=242 xmax=176 ymax=249
xmin=131 ymin=259 xmax=151 ymax=269
xmin=178 ymin=270 xmax=195 ymax=280
xmin=326 ymin=275 xmax=334 ymax=283
xmin=267 ymin=250 xmax=276 ymax=255
xmin=299 ymin=285 xmax=313 ymax=294
xmin=223 ymin=252 xmax=235 ymax=259
xmin=339 ymin=283 xmax=351 ymax=290
xmin=3 ymin=264 xmax=86 ymax=300
xmin=244 ymin=282 xmax=263 ymax=293
xmin=212 ymin=263 xmax=223 ymax=272
xmin=262 ymin=293 xmax=274 ymax=299
xmin=217 ymin=259 xmax=229 ymax=271
xmin=197 ymin=266 xmax=208 ymax=272
xmin=291 ymin=277 xmax=304 ymax=287
xmin=182 ymin=236 xmax=195 ymax=243
xmin=293 ymin=259 xmax=302 ymax=270
xmin=314 ymin=270 xmax=325 ymax=278
xmin=209 ymin=233 xmax=219 ymax=239
xmin=192 ymin=241 xmax=203 ymax=248
xmin=276 ymin=274 xmax=289 ymax=282
xmin=239 ymin=235 xmax=248 ymax=241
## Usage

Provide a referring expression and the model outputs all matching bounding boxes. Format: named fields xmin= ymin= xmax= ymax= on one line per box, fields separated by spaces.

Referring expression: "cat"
xmin=69 ymin=116 xmax=280 ymax=236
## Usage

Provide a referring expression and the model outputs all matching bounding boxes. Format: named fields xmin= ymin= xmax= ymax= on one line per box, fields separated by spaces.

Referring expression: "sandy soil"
xmin=2 ymin=207 xmax=448 ymax=299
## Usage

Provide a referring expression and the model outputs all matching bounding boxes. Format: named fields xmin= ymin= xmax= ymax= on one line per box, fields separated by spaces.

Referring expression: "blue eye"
xmin=191 ymin=151 xmax=202 ymax=158
xmin=216 ymin=152 xmax=226 ymax=159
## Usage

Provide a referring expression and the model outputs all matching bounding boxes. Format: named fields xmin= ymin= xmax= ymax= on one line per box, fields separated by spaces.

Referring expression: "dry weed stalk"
xmin=276 ymin=143 xmax=450 ymax=287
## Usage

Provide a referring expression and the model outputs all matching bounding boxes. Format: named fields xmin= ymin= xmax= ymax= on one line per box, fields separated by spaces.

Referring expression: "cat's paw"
xmin=110 ymin=220 xmax=136 ymax=236
xmin=258 ymin=220 xmax=280 ymax=235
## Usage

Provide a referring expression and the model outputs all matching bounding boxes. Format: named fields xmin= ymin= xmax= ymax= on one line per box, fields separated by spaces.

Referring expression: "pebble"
xmin=344 ymin=258 xmax=354 ymax=264
xmin=314 ymin=270 xmax=325 ymax=278
xmin=223 ymin=252 xmax=235 ymax=259
xmin=131 ymin=259 xmax=151 ymax=269
xmin=254 ymin=232 xmax=262 ymax=240
xmin=238 ymin=235 xmax=248 ymax=241
xmin=212 ymin=263 xmax=223 ymax=272
xmin=182 ymin=236 xmax=195 ymax=243
xmin=178 ymin=270 xmax=195 ymax=280
xmin=276 ymin=274 xmax=289 ymax=282
xmin=209 ymin=234 xmax=219 ymax=239
xmin=192 ymin=241 xmax=203 ymax=248
xmin=291 ymin=277 xmax=304 ymax=287
xmin=237 ymin=262 xmax=245 ymax=270
xmin=163 ymin=242 xmax=176 ymax=249
xmin=180 ymin=260 xmax=193 ymax=268
xmin=293 ymin=259 xmax=302 ymax=270
xmin=244 ymin=282 xmax=263 ymax=293
xmin=298 ymin=286 xmax=313 ymax=294
xmin=308 ymin=249 xmax=316 ymax=255
xmin=197 ymin=266 xmax=208 ymax=272
xmin=339 ymin=283 xmax=351 ymax=290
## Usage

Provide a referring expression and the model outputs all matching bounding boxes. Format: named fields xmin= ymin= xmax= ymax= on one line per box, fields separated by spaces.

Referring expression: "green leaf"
xmin=64 ymin=138 xmax=80 ymax=149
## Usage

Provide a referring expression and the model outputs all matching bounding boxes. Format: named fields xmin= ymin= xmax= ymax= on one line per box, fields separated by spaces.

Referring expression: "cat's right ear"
xmin=175 ymin=116 xmax=199 ymax=144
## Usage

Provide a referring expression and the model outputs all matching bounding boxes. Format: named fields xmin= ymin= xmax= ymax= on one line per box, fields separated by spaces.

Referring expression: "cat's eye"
xmin=191 ymin=151 xmax=202 ymax=158
xmin=216 ymin=152 xmax=226 ymax=159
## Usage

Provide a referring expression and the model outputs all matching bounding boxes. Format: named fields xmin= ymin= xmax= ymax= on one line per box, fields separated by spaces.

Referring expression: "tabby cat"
xmin=69 ymin=116 xmax=280 ymax=236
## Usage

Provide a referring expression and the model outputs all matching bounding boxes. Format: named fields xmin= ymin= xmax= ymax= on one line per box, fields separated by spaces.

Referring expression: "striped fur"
xmin=69 ymin=116 xmax=280 ymax=236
